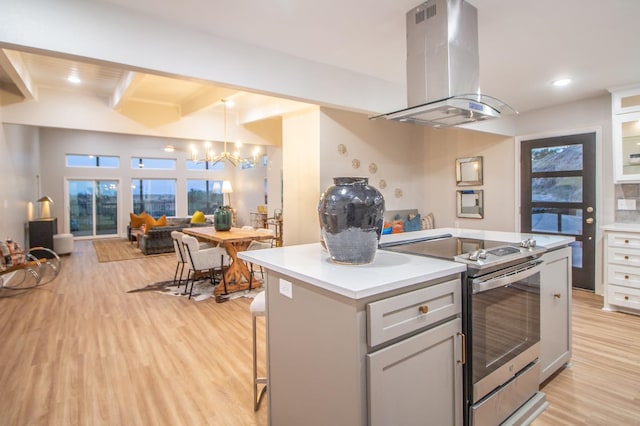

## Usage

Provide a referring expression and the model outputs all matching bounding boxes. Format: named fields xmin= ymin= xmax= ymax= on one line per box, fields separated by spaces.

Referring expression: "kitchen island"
xmin=239 ymin=228 xmax=573 ymax=425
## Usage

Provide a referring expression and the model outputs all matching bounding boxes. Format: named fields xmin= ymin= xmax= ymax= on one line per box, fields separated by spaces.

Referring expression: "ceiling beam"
xmin=0 ymin=49 xmax=37 ymax=100
xmin=110 ymin=71 xmax=141 ymax=110
xmin=181 ymin=86 xmax=239 ymax=117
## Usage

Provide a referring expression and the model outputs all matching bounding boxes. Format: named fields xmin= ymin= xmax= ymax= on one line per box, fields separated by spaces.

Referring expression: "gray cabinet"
xmin=368 ymin=318 xmax=462 ymax=426
xmin=366 ymin=278 xmax=462 ymax=426
xmin=539 ymin=246 xmax=572 ymax=383
xmin=265 ymin=272 xmax=462 ymax=426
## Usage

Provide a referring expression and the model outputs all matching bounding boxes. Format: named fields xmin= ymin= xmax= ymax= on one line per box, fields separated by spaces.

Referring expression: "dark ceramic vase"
xmin=214 ymin=206 xmax=232 ymax=231
xmin=318 ymin=177 xmax=385 ymax=264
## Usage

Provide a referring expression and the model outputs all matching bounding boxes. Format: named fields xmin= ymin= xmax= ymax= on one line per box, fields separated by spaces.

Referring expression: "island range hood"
xmin=374 ymin=0 xmax=515 ymax=127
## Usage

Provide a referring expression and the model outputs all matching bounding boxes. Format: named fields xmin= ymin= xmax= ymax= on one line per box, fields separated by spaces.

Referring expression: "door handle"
xmin=586 ymin=218 xmax=594 ymax=224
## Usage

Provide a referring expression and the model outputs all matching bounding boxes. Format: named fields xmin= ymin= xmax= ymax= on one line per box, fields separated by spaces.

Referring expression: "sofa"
xmin=382 ymin=209 xmax=434 ymax=234
xmin=129 ymin=216 xmax=212 ymax=255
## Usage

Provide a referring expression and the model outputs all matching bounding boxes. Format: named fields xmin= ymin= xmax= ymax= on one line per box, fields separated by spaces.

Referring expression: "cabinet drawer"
xmin=607 ymin=284 xmax=640 ymax=310
xmin=607 ymin=264 xmax=640 ymax=289
xmin=367 ymin=278 xmax=460 ymax=347
xmin=607 ymin=246 xmax=640 ymax=267
xmin=607 ymin=232 xmax=640 ymax=249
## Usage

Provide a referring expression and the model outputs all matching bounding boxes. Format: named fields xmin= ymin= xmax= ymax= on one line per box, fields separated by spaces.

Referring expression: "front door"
xmin=520 ymin=133 xmax=596 ymax=290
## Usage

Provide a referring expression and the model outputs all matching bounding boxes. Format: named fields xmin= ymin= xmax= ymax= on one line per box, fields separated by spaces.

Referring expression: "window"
xmin=68 ymin=180 xmax=118 ymax=237
xmin=187 ymin=180 xmax=223 ymax=214
xmin=131 ymin=179 xmax=176 ymax=217
xmin=131 ymin=157 xmax=176 ymax=170
xmin=66 ymin=154 xmax=119 ymax=168
xmin=186 ymin=160 xmax=224 ymax=171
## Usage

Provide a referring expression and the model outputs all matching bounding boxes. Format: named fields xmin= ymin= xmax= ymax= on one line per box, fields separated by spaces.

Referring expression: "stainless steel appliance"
xmin=381 ymin=235 xmax=548 ymax=425
xmin=372 ymin=0 xmax=516 ymax=128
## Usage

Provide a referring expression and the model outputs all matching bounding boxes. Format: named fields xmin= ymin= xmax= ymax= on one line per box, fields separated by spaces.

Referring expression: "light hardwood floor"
xmin=0 ymin=240 xmax=638 ymax=425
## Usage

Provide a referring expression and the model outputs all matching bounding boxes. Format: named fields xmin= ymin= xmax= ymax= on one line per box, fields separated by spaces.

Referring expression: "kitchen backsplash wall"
xmin=615 ymin=184 xmax=640 ymax=223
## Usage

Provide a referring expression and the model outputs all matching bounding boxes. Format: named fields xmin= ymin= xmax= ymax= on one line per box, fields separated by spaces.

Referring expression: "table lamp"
xmin=222 ymin=180 xmax=233 ymax=207
xmin=38 ymin=196 xmax=53 ymax=219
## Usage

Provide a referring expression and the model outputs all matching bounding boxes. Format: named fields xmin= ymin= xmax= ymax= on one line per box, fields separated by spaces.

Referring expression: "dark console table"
xmin=29 ymin=218 xmax=58 ymax=258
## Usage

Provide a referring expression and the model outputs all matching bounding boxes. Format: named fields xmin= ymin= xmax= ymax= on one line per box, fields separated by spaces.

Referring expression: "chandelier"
xmin=190 ymin=99 xmax=260 ymax=167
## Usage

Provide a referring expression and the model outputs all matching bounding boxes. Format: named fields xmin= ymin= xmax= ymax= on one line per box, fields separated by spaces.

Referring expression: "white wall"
xmin=0 ymin=124 xmax=40 ymax=247
xmin=319 ymin=108 xmax=424 ymax=212
xmin=38 ymin=128 xmax=268 ymax=236
xmin=422 ymin=127 xmax=515 ymax=230
xmin=282 ymin=108 xmax=321 ymax=246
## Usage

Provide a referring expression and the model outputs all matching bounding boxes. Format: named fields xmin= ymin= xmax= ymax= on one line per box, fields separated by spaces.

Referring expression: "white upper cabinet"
xmin=611 ymin=87 xmax=640 ymax=182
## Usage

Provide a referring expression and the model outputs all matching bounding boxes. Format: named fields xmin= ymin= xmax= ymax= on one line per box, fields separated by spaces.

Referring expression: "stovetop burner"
xmin=487 ymin=246 xmax=521 ymax=256
xmin=381 ymin=235 xmax=546 ymax=274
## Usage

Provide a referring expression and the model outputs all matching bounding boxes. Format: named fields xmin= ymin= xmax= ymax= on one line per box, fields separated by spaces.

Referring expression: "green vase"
xmin=214 ymin=206 xmax=232 ymax=231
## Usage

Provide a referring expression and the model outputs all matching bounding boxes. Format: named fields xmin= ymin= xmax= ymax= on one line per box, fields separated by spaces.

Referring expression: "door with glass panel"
xmin=520 ymin=133 xmax=596 ymax=290
xmin=68 ymin=180 xmax=119 ymax=237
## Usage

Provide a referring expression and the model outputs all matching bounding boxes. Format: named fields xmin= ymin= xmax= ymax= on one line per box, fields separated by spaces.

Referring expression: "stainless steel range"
xmin=381 ymin=235 xmax=549 ymax=425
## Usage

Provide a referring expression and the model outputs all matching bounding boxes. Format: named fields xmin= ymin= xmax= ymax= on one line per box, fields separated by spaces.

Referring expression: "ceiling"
xmin=2 ymin=0 xmax=640 ymax=124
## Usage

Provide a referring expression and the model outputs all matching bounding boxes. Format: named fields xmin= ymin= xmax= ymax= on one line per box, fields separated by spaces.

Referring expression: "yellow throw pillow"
xmin=142 ymin=214 xmax=168 ymax=232
xmin=156 ymin=215 xmax=167 ymax=226
xmin=130 ymin=212 xmax=146 ymax=228
xmin=191 ymin=210 xmax=205 ymax=224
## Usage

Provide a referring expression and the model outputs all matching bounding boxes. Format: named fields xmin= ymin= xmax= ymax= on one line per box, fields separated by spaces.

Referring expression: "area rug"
xmin=127 ymin=278 xmax=263 ymax=302
xmin=93 ymin=238 xmax=171 ymax=262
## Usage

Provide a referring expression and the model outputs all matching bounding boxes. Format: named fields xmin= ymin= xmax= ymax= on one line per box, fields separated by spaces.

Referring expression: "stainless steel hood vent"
xmin=373 ymin=0 xmax=516 ymax=128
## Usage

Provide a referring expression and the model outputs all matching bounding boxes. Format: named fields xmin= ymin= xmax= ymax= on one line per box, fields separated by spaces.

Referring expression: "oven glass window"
xmin=471 ymin=273 xmax=540 ymax=385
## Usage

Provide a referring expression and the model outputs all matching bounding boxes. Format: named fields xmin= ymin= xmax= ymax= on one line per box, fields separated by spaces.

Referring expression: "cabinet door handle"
xmin=625 ymin=239 xmax=630 ymax=244
xmin=624 ymin=255 xmax=629 ymax=260
xmin=457 ymin=332 xmax=466 ymax=365
xmin=553 ymin=293 xmax=561 ymax=299
xmin=625 ymin=296 xmax=630 ymax=301
xmin=625 ymin=275 xmax=630 ymax=280
xmin=418 ymin=305 xmax=429 ymax=315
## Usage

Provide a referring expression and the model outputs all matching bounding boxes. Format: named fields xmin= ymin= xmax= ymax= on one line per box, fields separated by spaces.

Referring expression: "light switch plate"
xmin=279 ymin=279 xmax=293 ymax=299
xmin=617 ymin=199 xmax=637 ymax=210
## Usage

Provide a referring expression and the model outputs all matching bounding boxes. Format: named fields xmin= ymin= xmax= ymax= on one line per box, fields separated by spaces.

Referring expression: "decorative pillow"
xmin=382 ymin=221 xmax=392 ymax=235
xmin=191 ymin=210 xmax=206 ymax=224
xmin=404 ymin=213 xmax=422 ymax=232
xmin=391 ymin=220 xmax=404 ymax=234
xmin=130 ymin=212 xmax=146 ymax=228
xmin=0 ymin=239 xmax=26 ymax=271
xmin=142 ymin=214 xmax=168 ymax=232
xmin=156 ymin=215 xmax=167 ymax=227
xmin=422 ymin=212 xmax=435 ymax=230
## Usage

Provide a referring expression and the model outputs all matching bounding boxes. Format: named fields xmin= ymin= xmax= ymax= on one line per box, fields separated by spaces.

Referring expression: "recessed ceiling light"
xmin=552 ymin=78 xmax=572 ymax=87
xmin=67 ymin=74 xmax=81 ymax=84
xmin=163 ymin=145 xmax=175 ymax=152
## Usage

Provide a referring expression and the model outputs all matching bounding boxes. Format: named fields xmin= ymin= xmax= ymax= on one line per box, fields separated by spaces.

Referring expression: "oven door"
xmin=470 ymin=259 xmax=542 ymax=403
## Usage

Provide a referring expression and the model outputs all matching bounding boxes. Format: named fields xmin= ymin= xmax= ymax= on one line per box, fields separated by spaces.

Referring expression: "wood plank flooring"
xmin=0 ymin=240 xmax=638 ymax=425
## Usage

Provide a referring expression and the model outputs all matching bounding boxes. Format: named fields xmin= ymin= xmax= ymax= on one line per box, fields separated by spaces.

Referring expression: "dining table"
xmin=182 ymin=226 xmax=273 ymax=295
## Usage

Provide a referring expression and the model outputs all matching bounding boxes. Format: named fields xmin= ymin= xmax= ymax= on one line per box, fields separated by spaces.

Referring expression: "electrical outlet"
xmin=617 ymin=199 xmax=637 ymax=210
xmin=279 ymin=279 xmax=293 ymax=299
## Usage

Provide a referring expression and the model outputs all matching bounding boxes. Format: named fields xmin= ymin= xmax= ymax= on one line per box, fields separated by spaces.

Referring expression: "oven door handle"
xmin=471 ymin=259 xmax=543 ymax=294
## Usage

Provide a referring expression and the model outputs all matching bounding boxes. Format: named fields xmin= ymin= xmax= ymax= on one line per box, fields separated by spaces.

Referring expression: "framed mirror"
xmin=457 ymin=190 xmax=484 ymax=218
xmin=456 ymin=156 xmax=483 ymax=186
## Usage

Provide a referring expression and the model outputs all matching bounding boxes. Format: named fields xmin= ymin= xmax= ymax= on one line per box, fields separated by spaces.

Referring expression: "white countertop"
xmin=379 ymin=227 xmax=574 ymax=250
xmin=601 ymin=223 xmax=640 ymax=233
xmin=239 ymin=228 xmax=573 ymax=300
xmin=238 ymin=243 xmax=465 ymax=299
